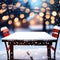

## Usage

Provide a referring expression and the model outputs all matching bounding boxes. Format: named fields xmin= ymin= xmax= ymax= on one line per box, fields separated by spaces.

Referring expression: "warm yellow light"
xmin=51 ymin=16 xmax=55 ymax=20
xmin=16 ymin=2 xmax=21 ymax=8
xmin=2 ymin=15 xmax=9 ymax=20
xmin=10 ymin=14 xmax=14 ymax=19
xmin=50 ymin=0 xmax=55 ymax=5
xmin=25 ymin=8 xmax=30 ymax=13
xmin=22 ymin=19 xmax=27 ymax=23
xmin=51 ymin=20 xmax=55 ymax=24
xmin=20 ymin=6 xmax=25 ymax=11
xmin=42 ymin=3 xmax=47 ymax=7
xmin=45 ymin=14 xmax=50 ymax=19
xmin=40 ymin=8 xmax=45 ymax=12
xmin=30 ymin=20 xmax=35 ymax=25
xmin=45 ymin=21 xmax=49 ymax=25
xmin=8 ymin=20 xmax=12 ymax=25
xmin=0 ymin=9 xmax=7 ymax=14
xmin=39 ymin=17 xmax=43 ymax=21
xmin=39 ymin=12 xmax=44 ymax=17
xmin=59 ymin=0 xmax=60 ymax=4
xmin=52 ymin=11 xmax=57 ymax=16
xmin=29 ymin=12 xmax=34 ymax=17
xmin=46 ymin=7 xmax=50 ymax=11
xmin=23 ymin=0 xmax=28 ymax=3
xmin=20 ymin=14 xmax=25 ymax=19
xmin=14 ymin=17 xmax=19 ymax=22
xmin=14 ymin=21 xmax=21 ymax=27
xmin=58 ymin=13 xmax=60 ymax=17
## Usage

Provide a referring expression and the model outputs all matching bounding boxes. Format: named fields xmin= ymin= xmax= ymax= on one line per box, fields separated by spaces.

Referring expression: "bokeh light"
xmin=51 ymin=20 xmax=55 ymax=24
xmin=22 ymin=19 xmax=27 ymax=23
xmin=20 ymin=14 xmax=25 ymax=19
xmin=40 ymin=8 xmax=45 ymax=12
xmin=0 ymin=9 xmax=7 ymax=14
xmin=8 ymin=20 xmax=12 ymax=25
xmin=51 ymin=16 xmax=55 ymax=20
xmin=50 ymin=0 xmax=55 ymax=5
xmin=45 ymin=14 xmax=50 ymax=19
xmin=16 ymin=2 xmax=21 ymax=8
xmin=45 ymin=21 xmax=49 ymax=25
xmin=39 ymin=12 xmax=44 ymax=17
xmin=29 ymin=12 xmax=35 ymax=17
xmin=42 ymin=3 xmax=47 ymax=7
xmin=14 ymin=21 xmax=21 ymax=28
xmin=14 ymin=17 xmax=19 ymax=22
xmin=52 ymin=11 xmax=57 ymax=16
xmin=2 ymin=15 xmax=9 ymax=21
xmin=20 ymin=6 xmax=25 ymax=11
xmin=2 ymin=3 xmax=7 ymax=9
xmin=30 ymin=20 xmax=35 ymax=25
xmin=10 ymin=14 xmax=14 ymax=19
xmin=25 ymin=8 xmax=30 ymax=13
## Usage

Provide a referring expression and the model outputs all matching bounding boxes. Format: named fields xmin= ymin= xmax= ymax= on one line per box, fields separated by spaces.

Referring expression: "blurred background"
xmin=0 ymin=0 xmax=60 ymax=60
xmin=0 ymin=0 xmax=60 ymax=32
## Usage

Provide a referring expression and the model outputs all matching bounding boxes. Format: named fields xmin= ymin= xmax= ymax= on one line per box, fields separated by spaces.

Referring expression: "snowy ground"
xmin=0 ymin=28 xmax=60 ymax=60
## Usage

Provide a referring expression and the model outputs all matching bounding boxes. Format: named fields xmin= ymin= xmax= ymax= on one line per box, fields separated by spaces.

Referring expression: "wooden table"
xmin=2 ymin=32 xmax=57 ymax=60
